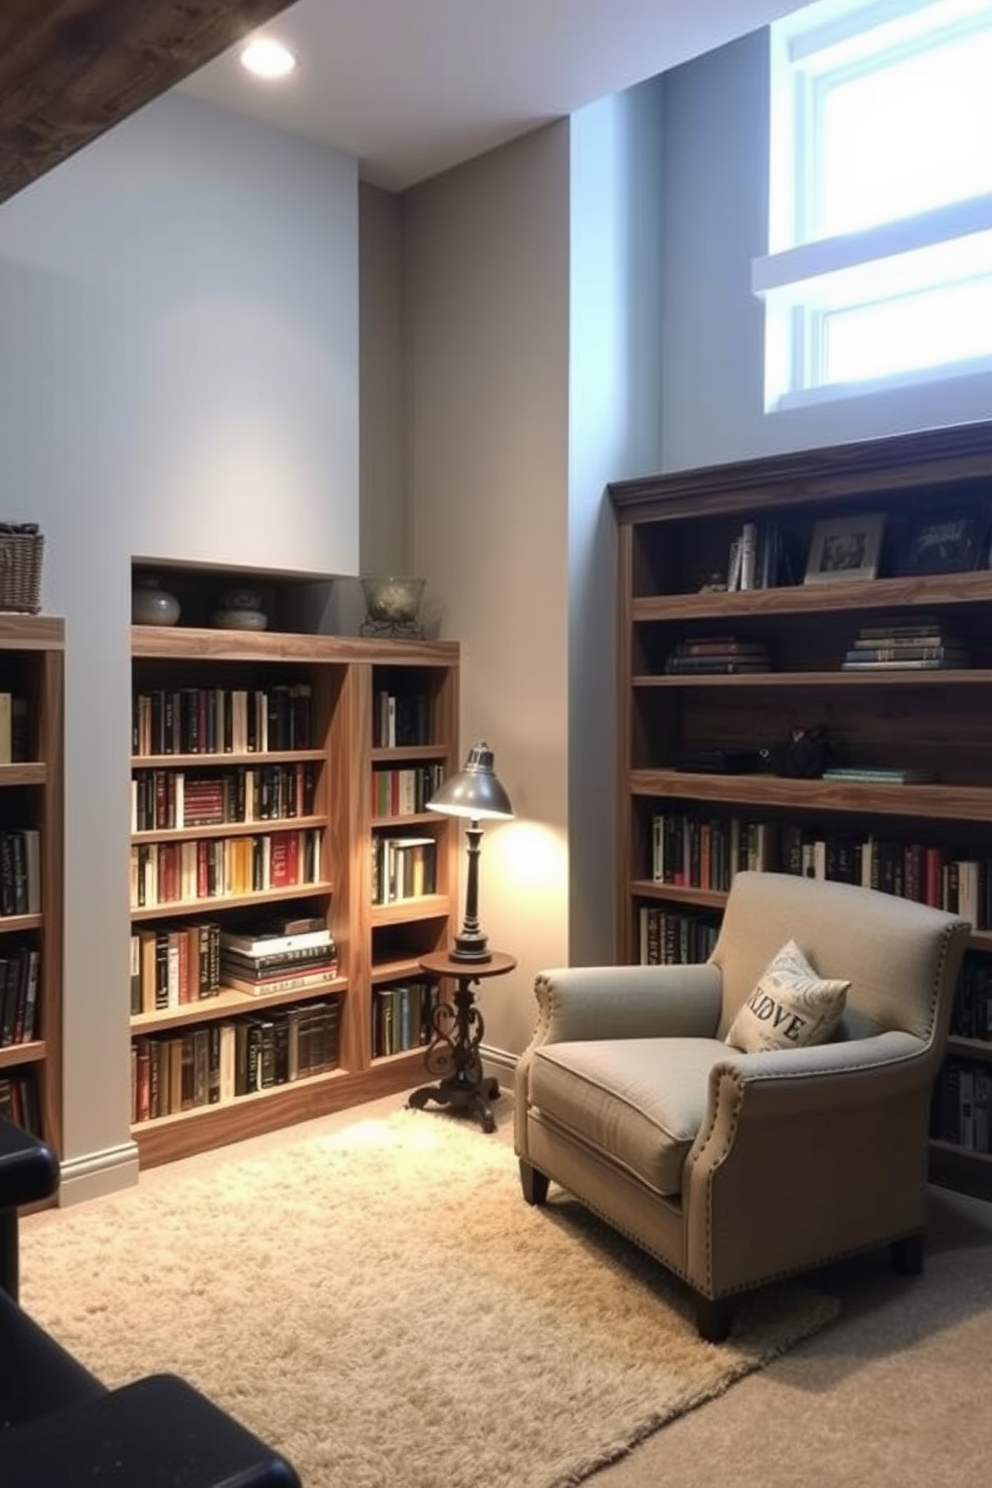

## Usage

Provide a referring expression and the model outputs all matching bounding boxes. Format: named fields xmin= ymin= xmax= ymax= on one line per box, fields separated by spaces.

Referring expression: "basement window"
xmin=753 ymin=0 xmax=992 ymax=411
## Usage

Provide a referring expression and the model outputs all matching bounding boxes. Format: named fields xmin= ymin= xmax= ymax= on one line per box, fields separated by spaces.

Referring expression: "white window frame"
xmin=753 ymin=0 xmax=992 ymax=412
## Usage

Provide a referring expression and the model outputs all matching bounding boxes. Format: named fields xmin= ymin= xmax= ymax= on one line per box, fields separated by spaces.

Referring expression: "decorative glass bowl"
xmin=360 ymin=575 xmax=425 ymax=625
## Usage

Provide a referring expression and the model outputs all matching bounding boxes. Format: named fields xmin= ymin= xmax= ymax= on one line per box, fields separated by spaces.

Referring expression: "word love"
xmin=743 ymin=989 xmax=809 ymax=1042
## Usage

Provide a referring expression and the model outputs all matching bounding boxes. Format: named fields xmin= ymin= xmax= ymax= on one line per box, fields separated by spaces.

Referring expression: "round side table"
xmin=407 ymin=950 xmax=516 ymax=1133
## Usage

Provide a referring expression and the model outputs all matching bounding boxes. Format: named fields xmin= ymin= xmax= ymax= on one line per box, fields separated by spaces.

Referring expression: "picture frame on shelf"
xmin=803 ymin=512 xmax=885 ymax=585
xmin=897 ymin=509 xmax=988 ymax=576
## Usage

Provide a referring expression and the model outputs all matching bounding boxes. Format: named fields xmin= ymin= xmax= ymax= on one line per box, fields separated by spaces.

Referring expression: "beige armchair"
xmin=514 ymin=871 xmax=969 ymax=1340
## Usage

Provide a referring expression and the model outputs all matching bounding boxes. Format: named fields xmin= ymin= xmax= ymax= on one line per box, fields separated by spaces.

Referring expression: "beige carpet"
xmin=20 ymin=1109 xmax=837 ymax=1488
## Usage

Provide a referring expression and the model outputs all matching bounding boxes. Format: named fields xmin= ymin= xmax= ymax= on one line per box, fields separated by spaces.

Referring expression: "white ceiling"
xmin=181 ymin=0 xmax=814 ymax=191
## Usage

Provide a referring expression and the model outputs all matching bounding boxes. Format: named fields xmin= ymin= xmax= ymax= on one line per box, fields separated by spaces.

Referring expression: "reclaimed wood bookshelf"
xmin=0 ymin=615 xmax=64 ymax=1166
xmin=610 ymin=420 xmax=992 ymax=1203
xmin=130 ymin=626 xmax=459 ymax=1167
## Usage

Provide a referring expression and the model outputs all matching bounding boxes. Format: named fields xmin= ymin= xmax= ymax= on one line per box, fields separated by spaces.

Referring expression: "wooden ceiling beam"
xmin=0 ymin=0 xmax=296 ymax=205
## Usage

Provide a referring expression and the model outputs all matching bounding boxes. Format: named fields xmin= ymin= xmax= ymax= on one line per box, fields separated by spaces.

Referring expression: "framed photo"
xmin=803 ymin=513 xmax=885 ymax=585
xmin=897 ymin=509 xmax=988 ymax=576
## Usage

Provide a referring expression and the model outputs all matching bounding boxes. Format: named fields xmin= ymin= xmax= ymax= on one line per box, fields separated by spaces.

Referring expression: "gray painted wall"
xmin=568 ymin=83 xmax=665 ymax=969
xmin=402 ymin=126 xmax=572 ymax=1058
xmin=0 ymin=93 xmax=359 ymax=1195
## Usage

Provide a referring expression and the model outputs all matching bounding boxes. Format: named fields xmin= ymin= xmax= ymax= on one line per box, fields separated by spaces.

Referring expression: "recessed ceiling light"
xmin=240 ymin=37 xmax=297 ymax=80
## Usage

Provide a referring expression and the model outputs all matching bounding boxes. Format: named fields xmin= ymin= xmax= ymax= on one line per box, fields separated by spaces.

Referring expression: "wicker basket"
xmin=0 ymin=524 xmax=44 ymax=613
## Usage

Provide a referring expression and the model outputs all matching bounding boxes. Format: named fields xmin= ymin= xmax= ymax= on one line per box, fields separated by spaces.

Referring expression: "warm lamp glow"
xmin=240 ymin=37 xmax=297 ymax=79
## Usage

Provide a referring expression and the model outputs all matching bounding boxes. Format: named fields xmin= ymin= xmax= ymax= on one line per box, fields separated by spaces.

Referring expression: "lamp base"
xmin=448 ymin=930 xmax=492 ymax=964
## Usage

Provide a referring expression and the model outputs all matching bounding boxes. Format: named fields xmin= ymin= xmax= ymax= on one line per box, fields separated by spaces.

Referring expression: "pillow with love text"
xmin=724 ymin=939 xmax=849 ymax=1053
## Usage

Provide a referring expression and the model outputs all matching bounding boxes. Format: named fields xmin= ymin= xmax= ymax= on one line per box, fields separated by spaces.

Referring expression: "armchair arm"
xmin=685 ymin=1030 xmax=934 ymax=1295
xmin=0 ymin=1374 xmax=301 ymax=1488
xmin=0 ymin=1118 xmax=60 ymax=1209
xmin=0 ymin=1118 xmax=60 ymax=1301
xmin=514 ymin=964 xmax=722 ymax=1155
xmin=525 ymin=963 xmax=723 ymax=1046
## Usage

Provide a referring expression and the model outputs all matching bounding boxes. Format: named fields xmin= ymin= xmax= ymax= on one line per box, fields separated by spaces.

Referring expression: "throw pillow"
xmin=725 ymin=939 xmax=849 ymax=1053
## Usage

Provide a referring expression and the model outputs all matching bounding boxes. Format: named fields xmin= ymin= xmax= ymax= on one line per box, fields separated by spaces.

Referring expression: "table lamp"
xmin=427 ymin=742 xmax=514 ymax=962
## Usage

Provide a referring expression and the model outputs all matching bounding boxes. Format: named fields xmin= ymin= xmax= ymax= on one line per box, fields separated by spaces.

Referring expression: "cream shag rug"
xmin=21 ymin=1110 xmax=838 ymax=1488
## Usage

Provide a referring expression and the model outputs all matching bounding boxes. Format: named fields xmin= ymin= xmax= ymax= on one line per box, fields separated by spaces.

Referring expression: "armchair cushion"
xmin=724 ymin=939 xmax=850 ymax=1053
xmin=530 ymin=1037 xmax=731 ymax=1196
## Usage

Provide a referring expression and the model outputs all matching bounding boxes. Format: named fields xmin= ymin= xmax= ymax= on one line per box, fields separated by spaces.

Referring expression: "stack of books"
xmin=841 ymin=618 xmax=970 ymax=670
xmin=664 ymin=636 xmax=772 ymax=675
xmin=219 ymin=914 xmax=338 ymax=997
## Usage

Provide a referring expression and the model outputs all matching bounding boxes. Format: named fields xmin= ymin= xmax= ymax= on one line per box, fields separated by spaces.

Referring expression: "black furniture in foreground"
xmin=0 ymin=1115 xmax=300 ymax=1487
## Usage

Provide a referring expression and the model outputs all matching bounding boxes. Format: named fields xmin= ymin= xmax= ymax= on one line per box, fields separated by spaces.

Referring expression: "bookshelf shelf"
xmin=129 ymin=621 xmax=459 ymax=1166
xmin=131 ymin=884 xmax=334 ymax=921
xmin=0 ymin=1039 xmax=45 ymax=1070
xmin=634 ymin=669 xmax=992 ymax=687
xmin=370 ymin=895 xmax=450 ymax=927
xmin=131 ymin=814 xmax=329 ymax=845
xmin=0 ymin=763 xmax=47 ymax=787
xmin=131 ymin=1047 xmax=427 ymax=1168
xmin=130 ymin=976 xmax=350 ymax=1034
xmin=611 ymin=421 xmax=992 ymax=1202
xmin=630 ymin=770 xmax=992 ymax=823
xmin=131 ymin=749 xmax=326 ymax=767
xmin=0 ymin=616 xmax=63 ymax=1161
xmin=0 ymin=913 xmax=43 ymax=935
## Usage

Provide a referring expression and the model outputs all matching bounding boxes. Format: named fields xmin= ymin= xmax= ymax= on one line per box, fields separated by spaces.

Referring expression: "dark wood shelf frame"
xmin=611 ymin=420 xmax=992 ymax=1203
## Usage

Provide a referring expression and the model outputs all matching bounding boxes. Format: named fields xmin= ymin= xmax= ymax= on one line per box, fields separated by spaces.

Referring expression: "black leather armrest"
xmin=0 ymin=1285 xmax=105 ymax=1431
xmin=0 ymin=1373 xmax=301 ymax=1487
xmin=0 ymin=1117 xmax=60 ymax=1208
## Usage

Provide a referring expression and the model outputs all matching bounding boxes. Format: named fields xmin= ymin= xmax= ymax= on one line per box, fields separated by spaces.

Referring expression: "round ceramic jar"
xmin=209 ymin=587 xmax=269 ymax=631
xmin=131 ymin=573 xmax=181 ymax=626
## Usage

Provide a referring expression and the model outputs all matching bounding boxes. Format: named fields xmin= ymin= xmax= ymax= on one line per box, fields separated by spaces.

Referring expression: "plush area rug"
xmin=21 ymin=1110 xmax=838 ymax=1488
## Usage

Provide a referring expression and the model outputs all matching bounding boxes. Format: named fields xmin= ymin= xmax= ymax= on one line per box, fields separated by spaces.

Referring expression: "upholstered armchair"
xmin=514 ymin=871 xmax=969 ymax=1340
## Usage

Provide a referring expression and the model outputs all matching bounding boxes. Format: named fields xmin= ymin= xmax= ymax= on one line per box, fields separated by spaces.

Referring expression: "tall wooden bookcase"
xmin=0 ymin=615 xmax=63 ymax=1161
xmin=130 ymin=626 xmax=459 ymax=1168
xmin=610 ymin=420 xmax=992 ymax=1204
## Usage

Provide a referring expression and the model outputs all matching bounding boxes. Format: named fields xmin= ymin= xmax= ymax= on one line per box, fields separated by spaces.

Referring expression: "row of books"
xmin=372 ymin=691 xmax=432 ymax=749
xmin=0 ymin=828 xmax=42 ymax=918
xmin=372 ymin=979 xmax=436 ymax=1057
xmin=0 ymin=1072 xmax=39 ymax=1135
xmin=371 ymin=764 xmax=445 ymax=819
xmin=130 ymin=827 xmax=323 ymax=909
xmin=0 ymin=945 xmax=42 ymax=1045
xmin=372 ymin=834 xmax=438 ymax=905
xmin=726 ymin=521 xmax=797 ymax=591
xmin=0 ymin=692 xmax=30 ymax=764
xmin=841 ymin=618 xmax=970 ymax=671
xmin=931 ymin=1060 xmax=992 ymax=1154
xmin=952 ymin=953 xmax=992 ymax=1042
xmin=130 ymin=922 xmax=222 ymax=1014
xmin=132 ymin=683 xmax=314 ymax=758
xmin=650 ymin=812 xmax=992 ymax=925
xmin=131 ymin=762 xmax=317 ymax=833
xmin=131 ymin=923 xmax=340 ymax=1014
xmin=131 ymin=999 xmax=341 ymax=1123
xmin=638 ymin=908 xmax=719 ymax=966
xmin=651 ymin=814 xmax=778 ymax=890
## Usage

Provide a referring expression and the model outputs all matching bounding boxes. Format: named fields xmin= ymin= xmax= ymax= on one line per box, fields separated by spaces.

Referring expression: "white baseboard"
xmin=481 ymin=1045 xmax=517 ymax=1089
xmin=58 ymin=1141 xmax=140 ymax=1205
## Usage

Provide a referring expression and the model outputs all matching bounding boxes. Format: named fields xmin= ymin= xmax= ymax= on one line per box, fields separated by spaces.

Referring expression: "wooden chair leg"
xmin=519 ymin=1160 xmax=550 ymax=1205
xmin=891 ymin=1233 xmax=923 ymax=1275
xmin=693 ymin=1292 xmax=733 ymax=1343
